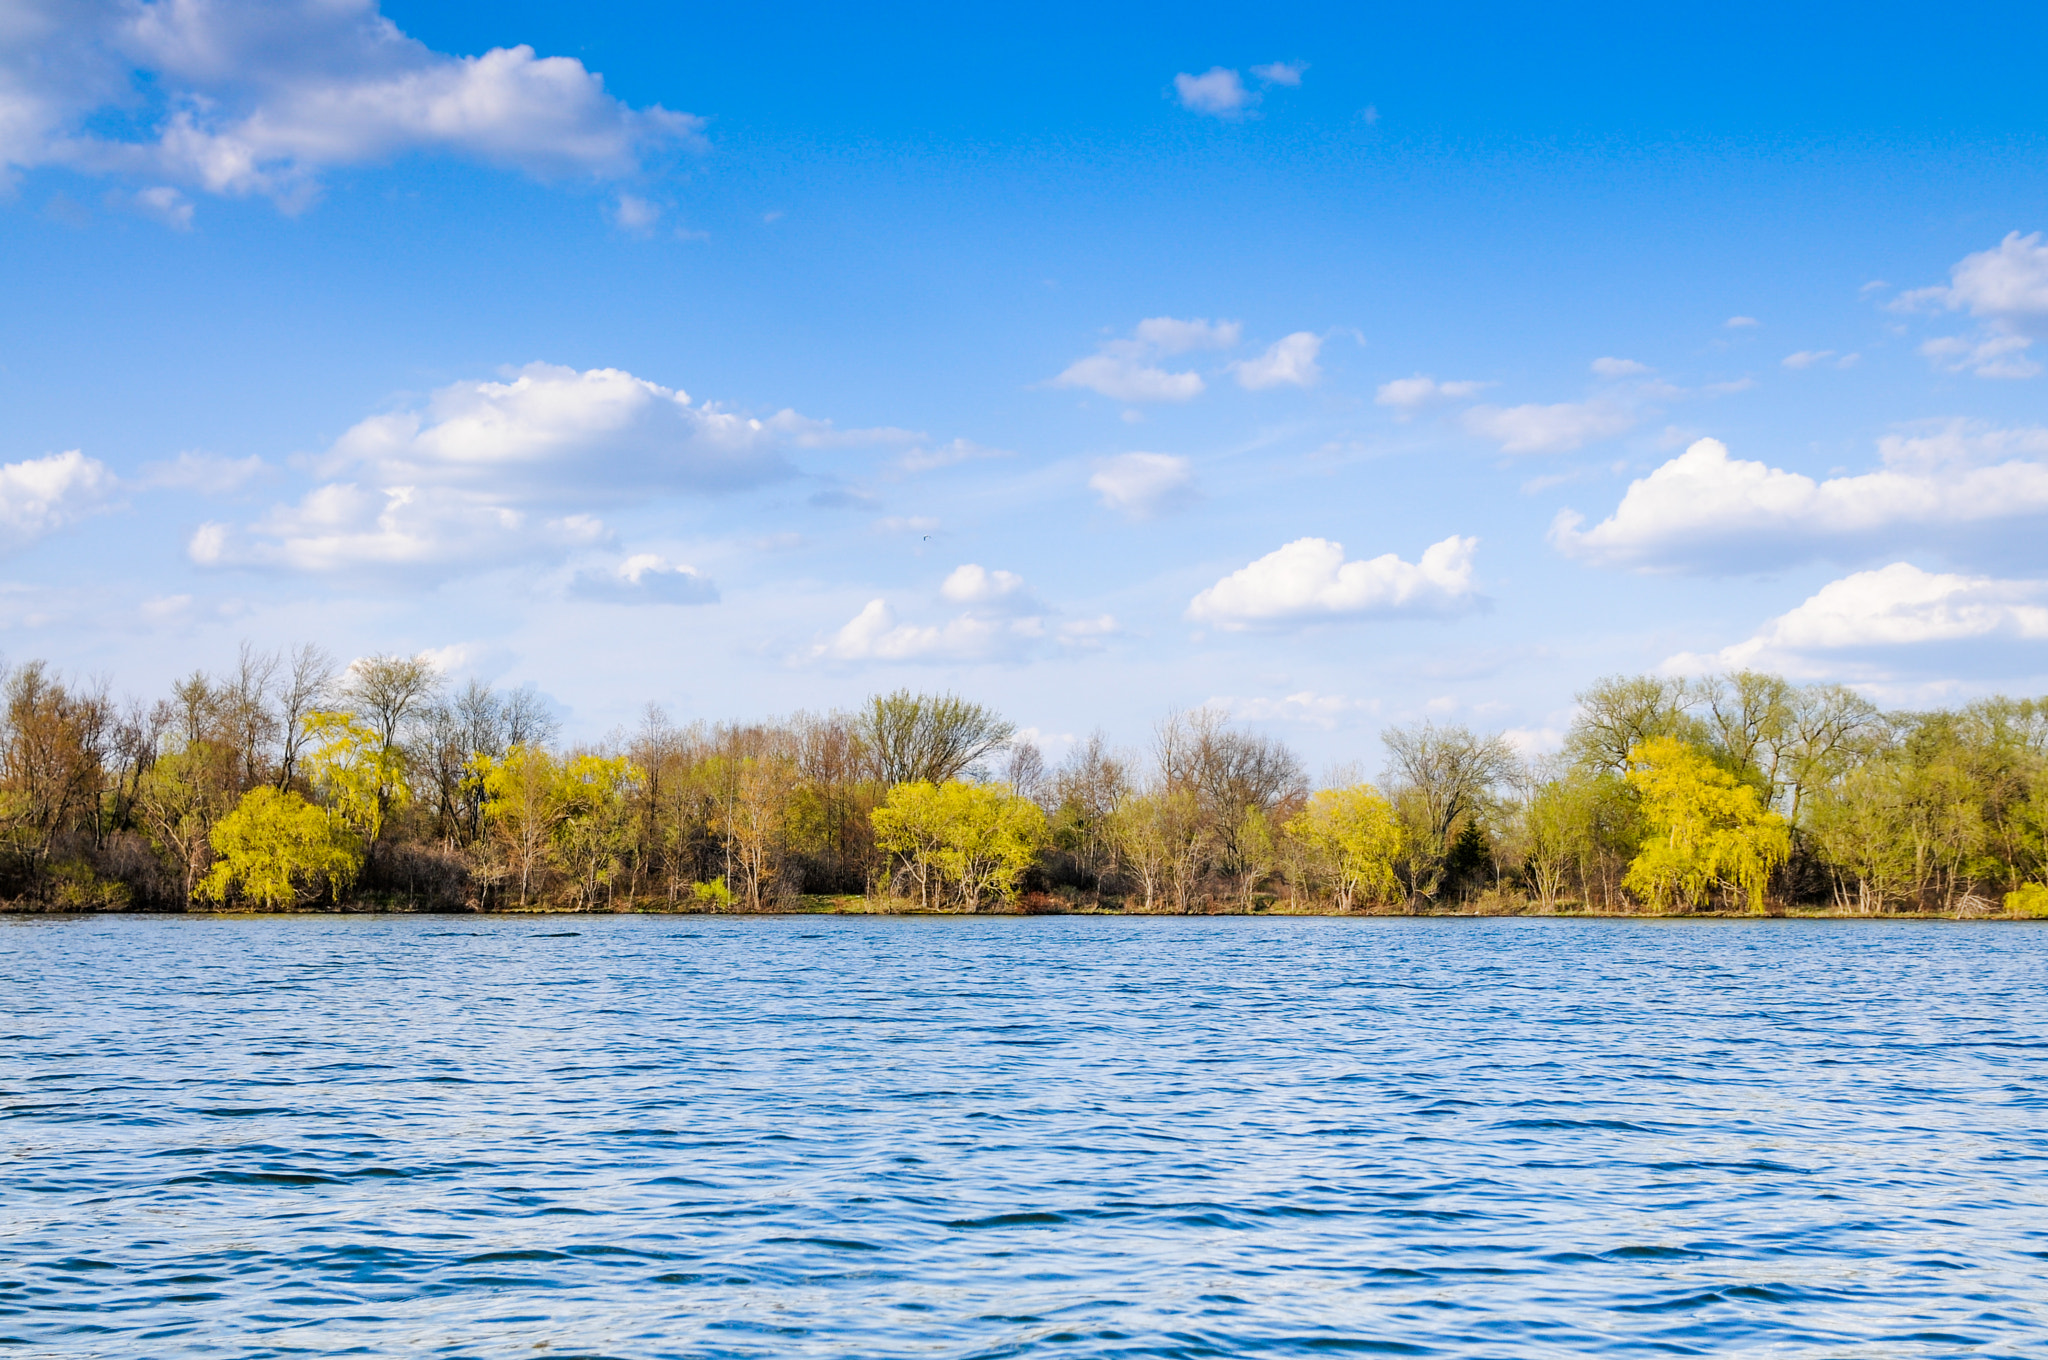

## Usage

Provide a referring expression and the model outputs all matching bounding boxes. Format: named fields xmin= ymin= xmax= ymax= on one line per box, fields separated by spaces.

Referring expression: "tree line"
xmin=3 ymin=647 xmax=2045 ymax=916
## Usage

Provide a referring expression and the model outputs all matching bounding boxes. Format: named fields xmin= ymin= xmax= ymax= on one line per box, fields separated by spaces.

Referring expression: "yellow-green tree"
xmin=1623 ymin=736 xmax=1790 ymax=913
xmin=476 ymin=745 xmax=561 ymax=907
xmin=195 ymin=786 xmax=360 ymax=909
xmin=549 ymin=753 xmax=641 ymax=908
xmin=1287 ymin=784 xmax=1403 ymax=911
xmin=931 ymin=782 xmax=1047 ymax=910
xmin=872 ymin=780 xmax=1046 ymax=910
xmin=301 ymin=710 xmax=407 ymax=842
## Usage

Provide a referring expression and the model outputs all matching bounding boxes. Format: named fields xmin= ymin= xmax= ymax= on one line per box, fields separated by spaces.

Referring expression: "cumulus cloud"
xmin=1050 ymin=317 xmax=1240 ymax=403
xmin=0 ymin=450 xmax=118 ymax=549
xmin=1374 ymin=374 xmax=1490 ymax=415
xmin=1461 ymin=400 xmax=1635 ymax=454
xmin=568 ymin=553 xmax=717 ymax=605
xmin=199 ymin=362 xmax=883 ymax=573
xmin=1089 ymin=452 xmax=1195 ymax=517
xmin=1552 ymin=430 xmax=2048 ymax=572
xmin=1187 ymin=535 xmax=1480 ymax=629
xmin=814 ymin=565 xmax=1101 ymax=664
xmin=1174 ymin=67 xmax=1253 ymax=117
xmin=940 ymin=563 xmax=1032 ymax=610
xmin=1232 ymin=332 xmax=1322 ymax=389
xmin=320 ymin=363 xmax=799 ymax=496
xmin=1591 ymin=357 xmax=1651 ymax=378
xmin=0 ymin=0 xmax=698 ymax=208
xmin=1667 ymin=563 xmax=2048 ymax=677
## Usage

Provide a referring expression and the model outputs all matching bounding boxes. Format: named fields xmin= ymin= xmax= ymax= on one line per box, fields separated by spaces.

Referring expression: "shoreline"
xmin=10 ymin=898 xmax=2044 ymax=923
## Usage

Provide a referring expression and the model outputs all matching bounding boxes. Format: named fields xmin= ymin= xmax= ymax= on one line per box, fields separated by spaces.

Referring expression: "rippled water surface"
xmin=5 ymin=915 xmax=2047 ymax=1358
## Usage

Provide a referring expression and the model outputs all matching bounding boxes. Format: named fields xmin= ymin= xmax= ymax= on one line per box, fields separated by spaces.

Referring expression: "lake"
xmin=4 ymin=914 xmax=2044 ymax=1357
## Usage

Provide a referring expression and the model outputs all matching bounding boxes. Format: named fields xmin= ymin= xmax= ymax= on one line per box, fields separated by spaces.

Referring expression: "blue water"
xmin=3 ymin=915 xmax=2045 ymax=1358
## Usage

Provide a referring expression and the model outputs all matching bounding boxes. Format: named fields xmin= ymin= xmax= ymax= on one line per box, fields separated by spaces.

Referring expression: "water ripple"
xmin=3 ymin=915 xmax=2045 ymax=1357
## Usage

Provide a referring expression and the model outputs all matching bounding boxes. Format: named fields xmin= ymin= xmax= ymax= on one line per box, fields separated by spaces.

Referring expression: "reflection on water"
xmin=4 ymin=915 xmax=2045 ymax=1357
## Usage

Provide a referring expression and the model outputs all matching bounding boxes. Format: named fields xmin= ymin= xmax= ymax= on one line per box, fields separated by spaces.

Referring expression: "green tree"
xmin=195 ymin=786 xmax=359 ymax=909
xmin=1623 ymin=737 xmax=1791 ymax=913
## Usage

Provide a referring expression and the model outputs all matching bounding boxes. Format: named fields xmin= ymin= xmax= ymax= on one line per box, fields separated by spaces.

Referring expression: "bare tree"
xmin=1382 ymin=721 xmax=1519 ymax=903
xmin=345 ymin=653 xmax=444 ymax=752
xmin=275 ymin=643 xmax=337 ymax=791
xmin=857 ymin=690 xmax=1015 ymax=786
xmin=1565 ymin=674 xmax=1695 ymax=774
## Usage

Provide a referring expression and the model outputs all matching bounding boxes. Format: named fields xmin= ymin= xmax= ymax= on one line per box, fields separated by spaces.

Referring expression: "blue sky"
xmin=4 ymin=0 xmax=2048 ymax=764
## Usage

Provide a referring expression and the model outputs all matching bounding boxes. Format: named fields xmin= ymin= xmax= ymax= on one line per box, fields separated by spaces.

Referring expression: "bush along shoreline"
xmin=4 ymin=648 xmax=2048 ymax=920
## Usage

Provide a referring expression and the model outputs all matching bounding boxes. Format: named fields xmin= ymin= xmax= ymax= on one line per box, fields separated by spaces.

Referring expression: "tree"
xmin=857 ymin=690 xmax=1015 ymax=786
xmin=930 ymin=782 xmax=1047 ymax=910
xmin=872 ymin=780 xmax=1048 ymax=910
xmin=301 ymin=711 xmax=407 ymax=843
xmin=195 ymin=787 xmax=359 ymax=909
xmin=1287 ymin=784 xmax=1403 ymax=911
xmin=1381 ymin=722 xmax=1518 ymax=902
xmin=1566 ymin=675 xmax=1697 ymax=774
xmin=1623 ymin=737 xmax=1791 ymax=912
xmin=274 ymin=643 xmax=336 ymax=792
xmin=477 ymin=745 xmax=561 ymax=908
xmin=871 ymin=780 xmax=949 ymax=908
xmin=549 ymin=753 xmax=641 ymax=908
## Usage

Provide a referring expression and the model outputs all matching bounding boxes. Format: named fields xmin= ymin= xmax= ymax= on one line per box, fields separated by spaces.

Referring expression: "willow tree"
xmin=196 ymin=787 xmax=359 ymax=910
xmin=1624 ymin=737 xmax=1790 ymax=913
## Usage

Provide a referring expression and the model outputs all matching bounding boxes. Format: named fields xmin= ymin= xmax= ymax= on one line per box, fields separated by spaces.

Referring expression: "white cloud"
xmin=817 ymin=598 xmax=1044 ymax=664
xmin=1232 ymin=332 xmax=1322 ymax=389
xmin=1052 ymin=355 xmax=1202 ymax=404
xmin=1374 ymin=374 xmax=1490 ymax=414
xmin=1725 ymin=316 xmax=1759 ymax=328
xmin=568 ymin=553 xmax=717 ymax=605
xmin=196 ymin=482 xmax=608 ymax=572
xmin=1461 ymin=400 xmax=1634 ymax=454
xmin=1782 ymin=349 xmax=1832 ymax=369
xmin=1591 ymin=357 xmax=1651 ymax=378
xmin=1089 ymin=452 xmax=1195 ymax=517
xmin=1940 ymin=231 xmax=2048 ymax=320
xmin=199 ymin=363 xmax=884 ymax=573
xmin=1187 ymin=535 xmax=1480 ymax=629
xmin=1250 ymin=61 xmax=1306 ymax=87
xmin=322 ymin=363 xmax=799 ymax=496
xmin=0 ymin=450 xmax=117 ymax=549
xmin=0 ymin=0 xmax=698 ymax=207
xmin=1920 ymin=333 xmax=2039 ymax=379
xmin=1552 ymin=431 xmax=2048 ymax=572
xmin=940 ymin=563 xmax=1030 ymax=609
xmin=1667 ymin=563 xmax=2048 ymax=676
xmin=138 ymin=450 xmax=268 ymax=493
xmin=1174 ymin=67 xmax=1253 ymax=117
xmin=1051 ymin=316 xmax=1241 ymax=403
xmin=1894 ymin=232 xmax=2048 ymax=379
